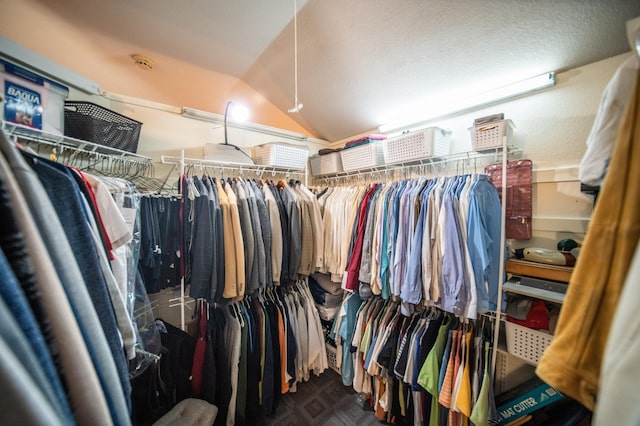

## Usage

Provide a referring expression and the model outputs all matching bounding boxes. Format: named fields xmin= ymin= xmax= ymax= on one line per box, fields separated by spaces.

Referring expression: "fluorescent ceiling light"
xmin=378 ymin=72 xmax=555 ymax=133
xmin=182 ymin=106 xmax=309 ymax=141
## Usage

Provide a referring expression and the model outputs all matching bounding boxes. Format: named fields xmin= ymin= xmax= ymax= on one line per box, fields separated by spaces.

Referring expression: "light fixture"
xmin=378 ymin=72 xmax=556 ymax=133
xmin=224 ymin=101 xmax=250 ymax=145
xmin=201 ymin=101 xmax=254 ymax=165
xmin=131 ymin=54 xmax=154 ymax=71
xmin=182 ymin=106 xmax=309 ymax=141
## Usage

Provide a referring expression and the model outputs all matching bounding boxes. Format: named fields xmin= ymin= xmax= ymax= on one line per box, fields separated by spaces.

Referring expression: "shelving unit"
xmin=3 ymin=120 xmax=152 ymax=160
xmin=161 ymin=154 xmax=307 ymax=182
xmin=311 ymin=146 xmax=521 ymax=184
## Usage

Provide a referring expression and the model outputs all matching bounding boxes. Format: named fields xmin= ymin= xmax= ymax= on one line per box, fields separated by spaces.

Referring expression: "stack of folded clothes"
xmin=341 ymin=134 xmax=386 ymax=150
xmin=308 ymin=273 xmax=344 ymax=339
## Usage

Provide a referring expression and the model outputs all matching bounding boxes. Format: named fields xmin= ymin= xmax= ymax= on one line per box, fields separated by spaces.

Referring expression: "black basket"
xmin=64 ymin=101 xmax=142 ymax=153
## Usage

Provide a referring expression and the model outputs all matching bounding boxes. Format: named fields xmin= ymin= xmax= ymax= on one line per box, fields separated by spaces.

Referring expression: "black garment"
xmin=159 ymin=197 xmax=180 ymax=290
xmin=158 ymin=320 xmax=196 ymax=403
xmin=189 ymin=177 xmax=214 ymax=299
xmin=394 ymin=315 xmax=421 ymax=380
xmin=269 ymin=182 xmax=289 ymax=282
xmin=280 ymin=186 xmax=302 ymax=281
xmin=200 ymin=317 xmax=217 ymax=404
xmin=377 ymin=314 xmax=406 ymax=374
xmin=206 ymin=177 xmax=225 ymax=302
xmin=236 ymin=307 xmax=249 ymax=426
xmin=140 ymin=197 xmax=163 ymax=293
xmin=242 ymin=180 xmax=264 ymax=292
xmin=245 ymin=301 xmax=260 ymax=423
xmin=264 ymin=300 xmax=281 ymax=415
xmin=251 ymin=181 xmax=272 ymax=288
xmin=181 ymin=174 xmax=193 ymax=288
xmin=261 ymin=302 xmax=280 ymax=415
xmin=212 ymin=308 xmax=231 ymax=426
xmin=233 ymin=180 xmax=256 ymax=294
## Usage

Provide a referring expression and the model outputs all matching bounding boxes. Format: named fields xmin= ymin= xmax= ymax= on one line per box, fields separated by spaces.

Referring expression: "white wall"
xmin=70 ymin=52 xmax=629 ymax=252
xmin=332 ymin=53 xmax=629 ymax=250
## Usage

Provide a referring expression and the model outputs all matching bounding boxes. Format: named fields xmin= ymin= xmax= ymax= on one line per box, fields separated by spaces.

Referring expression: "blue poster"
xmin=4 ymin=81 xmax=43 ymax=130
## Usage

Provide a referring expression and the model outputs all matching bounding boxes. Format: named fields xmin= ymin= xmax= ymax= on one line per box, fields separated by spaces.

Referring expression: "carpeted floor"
xmin=259 ymin=369 xmax=384 ymax=426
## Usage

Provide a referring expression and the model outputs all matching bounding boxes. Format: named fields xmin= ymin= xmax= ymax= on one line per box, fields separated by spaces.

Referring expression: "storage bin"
xmin=470 ymin=119 xmax=515 ymax=151
xmin=340 ymin=142 xmax=385 ymax=171
xmin=253 ymin=142 xmax=309 ymax=170
xmin=64 ymin=101 xmax=143 ymax=153
xmin=310 ymin=152 xmax=343 ymax=176
xmin=0 ymin=58 xmax=69 ymax=136
xmin=326 ymin=343 xmax=340 ymax=374
xmin=505 ymin=321 xmax=553 ymax=365
xmin=385 ymin=127 xmax=451 ymax=164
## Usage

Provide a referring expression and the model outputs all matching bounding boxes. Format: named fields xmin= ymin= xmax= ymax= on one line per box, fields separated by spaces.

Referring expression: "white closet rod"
xmin=161 ymin=155 xmax=307 ymax=179
xmin=312 ymin=147 xmax=519 ymax=183
xmin=3 ymin=120 xmax=152 ymax=160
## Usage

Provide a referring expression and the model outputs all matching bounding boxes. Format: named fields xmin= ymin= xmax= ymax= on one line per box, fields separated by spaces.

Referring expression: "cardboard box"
xmin=1 ymin=58 xmax=69 ymax=135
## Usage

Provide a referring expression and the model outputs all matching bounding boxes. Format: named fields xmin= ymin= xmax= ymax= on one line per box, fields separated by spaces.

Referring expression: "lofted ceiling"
xmin=15 ymin=0 xmax=640 ymax=142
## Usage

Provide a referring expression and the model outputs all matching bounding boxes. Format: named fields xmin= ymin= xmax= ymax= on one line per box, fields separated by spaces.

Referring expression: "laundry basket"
xmin=385 ymin=127 xmax=451 ymax=164
xmin=505 ymin=321 xmax=553 ymax=365
xmin=326 ymin=343 xmax=340 ymax=374
xmin=470 ymin=119 xmax=515 ymax=151
xmin=310 ymin=152 xmax=343 ymax=176
xmin=64 ymin=101 xmax=142 ymax=153
xmin=340 ymin=142 xmax=385 ymax=171
xmin=253 ymin=142 xmax=309 ymax=169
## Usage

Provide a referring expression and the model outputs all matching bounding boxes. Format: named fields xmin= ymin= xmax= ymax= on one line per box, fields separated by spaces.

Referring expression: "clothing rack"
xmin=161 ymin=151 xmax=310 ymax=330
xmin=311 ymin=146 xmax=520 ymax=186
xmin=161 ymin=154 xmax=308 ymax=185
xmin=312 ymin=143 xmax=514 ymax=386
xmin=3 ymin=120 xmax=157 ymax=182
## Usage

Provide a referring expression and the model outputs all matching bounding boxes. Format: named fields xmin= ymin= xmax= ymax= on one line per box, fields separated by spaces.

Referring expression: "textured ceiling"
xmin=23 ymin=0 xmax=640 ymax=141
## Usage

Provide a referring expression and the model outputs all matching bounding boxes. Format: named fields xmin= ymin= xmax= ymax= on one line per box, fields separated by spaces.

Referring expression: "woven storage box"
xmin=505 ymin=321 xmax=553 ymax=365
xmin=326 ymin=343 xmax=340 ymax=374
xmin=385 ymin=127 xmax=451 ymax=164
xmin=253 ymin=142 xmax=308 ymax=170
xmin=310 ymin=152 xmax=343 ymax=176
xmin=64 ymin=101 xmax=142 ymax=152
xmin=340 ymin=142 xmax=385 ymax=171
xmin=470 ymin=119 xmax=514 ymax=151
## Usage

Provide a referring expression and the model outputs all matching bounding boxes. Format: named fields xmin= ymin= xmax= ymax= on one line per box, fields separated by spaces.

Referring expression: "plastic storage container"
xmin=64 ymin=101 xmax=143 ymax=153
xmin=340 ymin=142 xmax=385 ymax=171
xmin=326 ymin=343 xmax=340 ymax=374
xmin=385 ymin=127 xmax=451 ymax=164
xmin=505 ymin=321 xmax=553 ymax=365
xmin=470 ymin=119 xmax=515 ymax=151
xmin=309 ymin=152 xmax=343 ymax=176
xmin=253 ymin=142 xmax=309 ymax=170
xmin=0 ymin=58 xmax=69 ymax=135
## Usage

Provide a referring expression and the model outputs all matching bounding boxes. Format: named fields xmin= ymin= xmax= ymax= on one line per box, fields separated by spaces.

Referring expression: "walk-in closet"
xmin=1 ymin=2 xmax=640 ymax=425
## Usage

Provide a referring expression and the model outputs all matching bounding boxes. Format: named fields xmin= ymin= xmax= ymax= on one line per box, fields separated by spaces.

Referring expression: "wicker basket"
xmin=505 ymin=321 xmax=553 ymax=365
xmin=470 ymin=119 xmax=514 ymax=151
xmin=340 ymin=142 xmax=385 ymax=171
xmin=253 ymin=143 xmax=309 ymax=170
xmin=385 ymin=127 xmax=451 ymax=164
xmin=310 ymin=152 xmax=343 ymax=176
xmin=64 ymin=101 xmax=142 ymax=153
